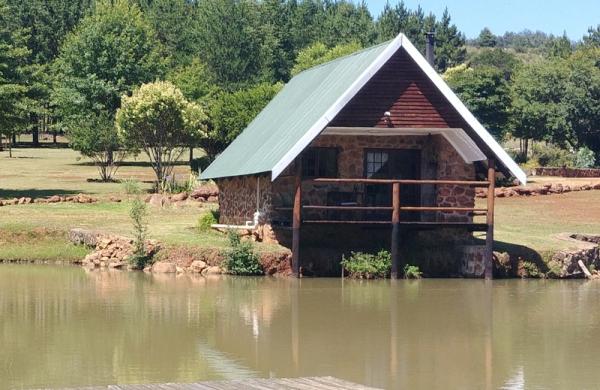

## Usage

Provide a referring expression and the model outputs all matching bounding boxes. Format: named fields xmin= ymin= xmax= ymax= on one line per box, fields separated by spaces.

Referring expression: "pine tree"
xmin=0 ymin=0 xmax=31 ymax=155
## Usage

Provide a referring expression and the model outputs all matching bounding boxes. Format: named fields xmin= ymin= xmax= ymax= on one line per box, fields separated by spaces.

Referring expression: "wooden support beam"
xmin=485 ymin=159 xmax=496 ymax=280
xmin=292 ymin=158 xmax=302 ymax=277
xmin=308 ymin=178 xmax=490 ymax=186
xmin=391 ymin=182 xmax=401 ymax=279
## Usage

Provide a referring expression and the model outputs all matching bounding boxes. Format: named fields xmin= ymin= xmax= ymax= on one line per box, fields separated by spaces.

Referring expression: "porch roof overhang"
xmin=322 ymin=127 xmax=487 ymax=163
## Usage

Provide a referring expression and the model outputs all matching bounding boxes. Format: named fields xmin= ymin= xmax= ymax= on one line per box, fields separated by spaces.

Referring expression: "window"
xmin=366 ymin=151 xmax=389 ymax=178
xmin=302 ymin=147 xmax=338 ymax=178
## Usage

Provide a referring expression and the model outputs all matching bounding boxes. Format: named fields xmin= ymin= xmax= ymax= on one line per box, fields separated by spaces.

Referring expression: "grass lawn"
xmin=476 ymin=189 xmax=600 ymax=255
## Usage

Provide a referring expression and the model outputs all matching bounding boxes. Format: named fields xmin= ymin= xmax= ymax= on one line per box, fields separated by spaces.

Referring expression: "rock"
xmin=109 ymin=196 xmax=122 ymax=202
xmin=176 ymin=266 xmax=184 ymax=273
xmin=69 ymin=228 xmax=101 ymax=247
xmin=109 ymin=261 xmax=125 ymax=269
xmin=17 ymin=197 xmax=32 ymax=205
xmin=147 ymin=193 xmax=171 ymax=207
xmin=190 ymin=260 xmax=207 ymax=273
xmin=593 ymin=183 xmax=600 ymax=190
xmin=170 ymin=192 xmax=188 ymax=202
xmin=191 ymin=186 xmax=219 ymax=199
xmin=48 ymin=195 xmax=61 ymax=203
xmin=202 ymin=266 xmax=222 ymax=275
xmin=151 ymin=261 xmax=177 ymax=273
xmin=206 ymin=195 xmax=218 ymax=203
xmin=143 ymin=266 xmax=152 ymax=273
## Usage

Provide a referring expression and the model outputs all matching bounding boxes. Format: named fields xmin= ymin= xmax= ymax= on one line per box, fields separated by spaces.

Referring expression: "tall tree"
xmin=445 ymin=65 xmax=511 ymax=139
xmin=476 ymin=28 xmax=497 ymax=48
xmin=137 ymin=0 xmax=201 ymax=65
xmin=52 ymin=0 xmax=166 ymax=180
xmin=196 ymin=0 xmax=264 ymax=90
xmin=0 ymin=0 xmax=31 ymax=155
xmin=583 ymin=25 xmax=600 ymax=47
xmin=433 ymin=8 xmax=466 ymax=72
xmin=291 ymin=41 xmax=362 ymax=76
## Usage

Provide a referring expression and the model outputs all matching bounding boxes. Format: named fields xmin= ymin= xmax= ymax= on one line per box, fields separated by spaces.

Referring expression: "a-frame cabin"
xmin=202 ymin=33 xmax=526 ymax=278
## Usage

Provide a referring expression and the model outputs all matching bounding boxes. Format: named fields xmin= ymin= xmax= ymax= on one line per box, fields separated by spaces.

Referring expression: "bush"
xmin=224 ymin=231 xmax=263 ymax=275
xmin=122 ymin=178 xmax=142 ymax=195
xmin=198 ymin=210 xmax=219 ymax=232
xmin=575 ymin=147 xmax=596 ymax=168
xmin=341 ymin=250 xmax=391 ymax=279
xmin=403 ymin=264 xmax=422 ymax=279
xmin=129 ymin=198 xmax=150 ymax=269
xmin=531 ymin=143 xmax=574 ymax=167
xmin=160 ymin=173 xmax=198 ymax=194
xmin=190 ymin=156 xmax=212 ymax=174
xmin=522 ymin=261 xmax=543 ymax=278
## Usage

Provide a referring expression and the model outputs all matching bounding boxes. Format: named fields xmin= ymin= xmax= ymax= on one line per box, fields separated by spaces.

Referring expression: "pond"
xmin=1 ymin=264 xmax=600 ymax=389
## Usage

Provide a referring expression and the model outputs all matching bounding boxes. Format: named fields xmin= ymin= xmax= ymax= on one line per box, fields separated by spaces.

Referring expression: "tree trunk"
xmin=189 ymin=146 xmax=194 ymax=163
xmin=11 ymin=133 xmax=17 ymax=146
xmin=32 ymin=121 xmax=39 ymax=146
xmin=53 ymin=130 xmax=57 ymax=144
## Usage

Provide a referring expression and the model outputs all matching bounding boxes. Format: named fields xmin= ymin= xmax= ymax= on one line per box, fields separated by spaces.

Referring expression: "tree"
xmin=52 ymin=0 xmax=166 ymax=180
xmin=196 ymin=0 xmax=264 ymax=90
xmin=68 ymin=112 xmax=125 ymax=181
xmin=510 ymin=59 xmax=570 ymax=157
xmin=137 ymin=0 xmax=201 ymax=65
xmin=433 ymin=8 xmax=466 ymax=72
xmin=583 ymin=25 xmax=600 ymax=47
xmin=291 ymin=41 xmax=362 ymax=76
xmin=477 ymin=28 xmax=496 ymax=48
xmin=469 ymin=48 xmax=520 ymax=80
xmin=0 ymin=0 xmax=31 ymax=156
xmin=8 ymin=0 xmax=93 ymax=145
xmin=445 ymin=65 xmax=511 ymax=139
xmin=116 ymin=81 xmax=207 ymax=186
xmin=208 ymin=82 xmax=283 ymax=158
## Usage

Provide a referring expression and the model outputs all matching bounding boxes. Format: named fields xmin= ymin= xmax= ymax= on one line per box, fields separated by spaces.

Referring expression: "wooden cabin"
xmin=201 ymin=33 xmax=526 ymax=278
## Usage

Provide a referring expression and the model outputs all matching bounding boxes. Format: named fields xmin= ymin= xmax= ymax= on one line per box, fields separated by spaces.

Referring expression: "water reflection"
xmin=1 ymin=265 xmax=600 ymax=389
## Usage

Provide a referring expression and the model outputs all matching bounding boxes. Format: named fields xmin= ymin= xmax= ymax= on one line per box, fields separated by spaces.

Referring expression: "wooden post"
xmin=292 ymin=158 xmax=302 ymax=277
xmin=391 ymin=182 xmax=401 ymax=279
xmin=484 ymin=159 xmax=495 ymax=279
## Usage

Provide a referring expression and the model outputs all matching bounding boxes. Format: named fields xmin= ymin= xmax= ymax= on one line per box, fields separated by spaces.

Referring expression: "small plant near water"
xmin=198 ymin=210 xmax=219 ymax=232
xmin=403 ymin=264 xmax=422 ymax=279
xmin=341 ymin=250 xmax=391 ymax=279
xmin=129 ymin=198 xmax=150 ymax=269
xmin=522 ymin=260 xmax=543 ymax=278
xmin=224 ymin=230 xmax=263 ymax=275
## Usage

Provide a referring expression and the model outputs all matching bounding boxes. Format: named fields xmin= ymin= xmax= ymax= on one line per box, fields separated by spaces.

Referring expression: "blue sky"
xmin=364 ymin=0 xmax=599 ymax=40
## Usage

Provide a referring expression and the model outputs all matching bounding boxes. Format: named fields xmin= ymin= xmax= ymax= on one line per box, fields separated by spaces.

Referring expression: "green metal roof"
xmin=200 ymin=40 xmax=391 ymax=180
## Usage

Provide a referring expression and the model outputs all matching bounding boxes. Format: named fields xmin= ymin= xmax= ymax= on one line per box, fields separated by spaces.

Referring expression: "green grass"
xmin=0 ymin=228 xmax=89 ymax=262
xmin=476 ymin=190 xmax=600 ymax=254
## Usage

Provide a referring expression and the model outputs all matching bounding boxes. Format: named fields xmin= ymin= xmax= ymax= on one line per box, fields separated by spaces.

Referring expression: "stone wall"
xmin=216 ymin=174 xmax=273 ymax=225
xmin=434 ymin=135 xmax=476 ymax=222
xmin=531 ymin=167 xmax=600 ymax=178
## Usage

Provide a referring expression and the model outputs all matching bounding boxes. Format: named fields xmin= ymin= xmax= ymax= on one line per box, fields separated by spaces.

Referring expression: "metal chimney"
xmin=425 ymin=31 xmax=435 ymax=67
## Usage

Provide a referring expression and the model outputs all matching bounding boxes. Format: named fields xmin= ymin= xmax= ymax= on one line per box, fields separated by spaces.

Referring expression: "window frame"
xmin=301 ymin=147 xmax=339 ymax=178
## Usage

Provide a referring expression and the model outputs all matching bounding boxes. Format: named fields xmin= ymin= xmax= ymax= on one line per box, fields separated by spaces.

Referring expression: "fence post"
xmin=391 ymin=182 xmax=401 ymax=279
xmin=485 ymin=159 xmax=496 ymax=280
xmin=292 ymin=158 xmax=302 ymax=277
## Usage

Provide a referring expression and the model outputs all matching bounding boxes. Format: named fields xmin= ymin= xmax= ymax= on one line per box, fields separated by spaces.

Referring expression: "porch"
xmin=281 ymin=161 xmax=497 ymax=279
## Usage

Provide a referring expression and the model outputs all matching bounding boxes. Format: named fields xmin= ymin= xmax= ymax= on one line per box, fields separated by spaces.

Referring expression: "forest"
xmin=1 ymin=0 xmax=599 ymax=179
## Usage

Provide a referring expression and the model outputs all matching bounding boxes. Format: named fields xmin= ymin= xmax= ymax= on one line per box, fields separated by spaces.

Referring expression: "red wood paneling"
xmin=330 ymin=48 xmax=463 ymax=128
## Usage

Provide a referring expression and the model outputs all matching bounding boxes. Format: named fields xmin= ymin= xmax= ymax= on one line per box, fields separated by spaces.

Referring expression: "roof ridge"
xmin=293 ymin=39 xmax=394 ymax=77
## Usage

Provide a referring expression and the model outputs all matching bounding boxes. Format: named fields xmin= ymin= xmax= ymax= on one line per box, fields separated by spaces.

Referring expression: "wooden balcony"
xmin=287 ymin=159 xmax=497 ymax=279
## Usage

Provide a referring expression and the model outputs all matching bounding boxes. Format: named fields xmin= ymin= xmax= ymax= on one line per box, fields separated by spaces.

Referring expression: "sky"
xmin=364 ymin=0 xmax=599 ymax=40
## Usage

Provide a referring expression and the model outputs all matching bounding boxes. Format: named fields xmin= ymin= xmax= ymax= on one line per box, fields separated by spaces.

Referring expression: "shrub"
xmin=522 ymin=260 xmax=542 ymax=278
xmin=531 ymin=143 xmax=574 ymax=167
xmin=122 ymin=178 xmax=142 ymax=195
xmin=224 ymin=231 xmax=262 ymax=275
xmin=160 ymin=173 xmax=198 ymax=194
xmin=575 ymin=147 xmax=596 ymax=168
xmin=198 ymin=210 xmax=219 ymax=232
xmin=129 ymin=198 xmax=150 ymax=269
xmin=341 ymin=250 xmax=391 ymax=279
xmin=403 ymin=264 xmax=422 ymax=279
xmin=190 ymin=156 xmax=212 ymax=174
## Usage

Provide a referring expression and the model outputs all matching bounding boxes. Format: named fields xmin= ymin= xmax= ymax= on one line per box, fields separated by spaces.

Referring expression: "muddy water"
xmin=1 ymin=265 xmax=600 ymax=389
